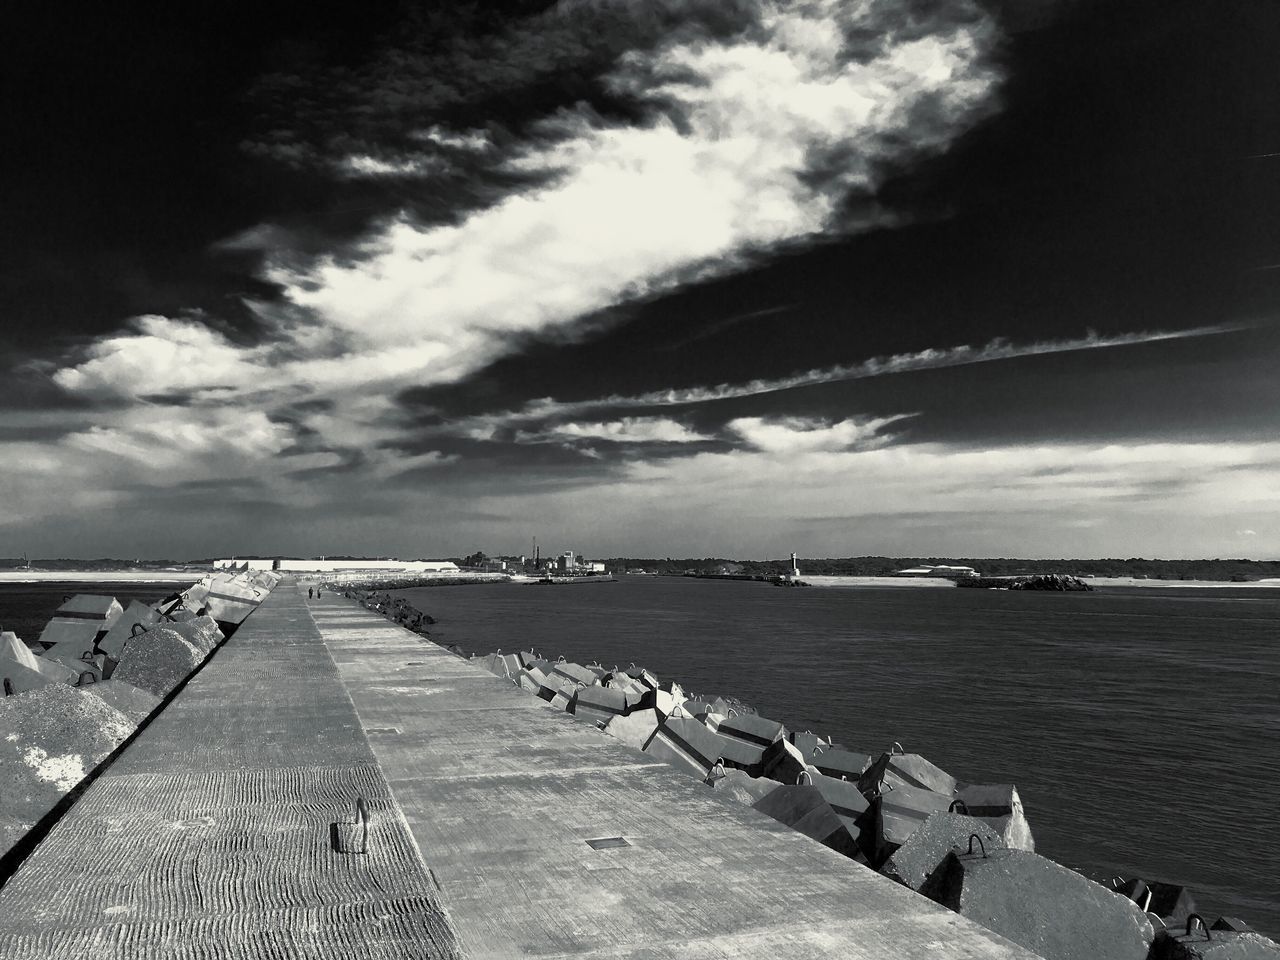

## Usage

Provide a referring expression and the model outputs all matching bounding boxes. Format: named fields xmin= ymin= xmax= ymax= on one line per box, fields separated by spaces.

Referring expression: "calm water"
xmin=398 ymin=576 xmax=1280 ymax=934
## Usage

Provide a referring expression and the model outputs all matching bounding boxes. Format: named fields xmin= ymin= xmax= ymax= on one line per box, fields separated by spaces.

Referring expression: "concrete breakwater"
xmin=957 ymin=574 xmax=1094 ymax=591
xmin=0 ymin=568 xmax=282 ymax=867
xmin=346 ymin=585 xmax=1280 ymax=960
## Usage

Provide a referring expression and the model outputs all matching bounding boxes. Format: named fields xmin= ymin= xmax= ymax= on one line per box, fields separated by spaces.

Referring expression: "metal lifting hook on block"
xmin=966 ymin=833 xmax=988 ymax=858
xmin=1185 ymin=914 xmax=1210 ymax=941
xmin=948 ymin=799 xmax=971 ymax=814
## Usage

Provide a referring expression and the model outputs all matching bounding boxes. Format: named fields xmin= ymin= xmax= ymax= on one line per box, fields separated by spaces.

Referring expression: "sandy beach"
xmin=0 ymin=570 xmax=203 ymax=583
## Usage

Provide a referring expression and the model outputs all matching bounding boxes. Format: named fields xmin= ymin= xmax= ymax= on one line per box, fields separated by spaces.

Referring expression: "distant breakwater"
xmin=349 ymin=584 xmax=1278 ymax=960
xmin=957 ymin=574 xmax=1093 ymax=591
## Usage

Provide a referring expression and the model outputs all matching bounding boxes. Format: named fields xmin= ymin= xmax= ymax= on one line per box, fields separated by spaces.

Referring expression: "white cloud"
xmin=506 ymin=325 xmax=1249 ymax=423
xmin=522 ymin=417 xmax=710 ymax=444
xmin=411 ymin=125 xmax=492 ymax=152
xmin=450 ymin=434 xmax=1280 ymax=557
xmin=337 ymin=154 xmax=443 ymax=179
xmin=729 ymin=415 xmax=910 ymax=453
xmin=50 ymin=316 xmax=268 ymax=400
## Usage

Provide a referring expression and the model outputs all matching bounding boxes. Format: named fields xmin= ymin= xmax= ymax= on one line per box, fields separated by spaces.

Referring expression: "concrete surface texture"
xmin=0 ymin=584 xmax=462 ymax=960
xmin=309 ymin=592 xmax=1045 ymax=960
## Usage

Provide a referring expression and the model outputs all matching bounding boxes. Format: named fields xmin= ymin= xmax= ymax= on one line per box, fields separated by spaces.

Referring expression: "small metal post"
xmin=356 ymin=797 xmax=370 ymax=854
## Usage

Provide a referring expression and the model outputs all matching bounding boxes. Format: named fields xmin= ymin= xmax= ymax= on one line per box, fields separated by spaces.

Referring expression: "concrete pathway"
xmin=0 ymin=583 xmax=461 ymax=959
xmin=311 ymin=591 xmax=1043 ymax=960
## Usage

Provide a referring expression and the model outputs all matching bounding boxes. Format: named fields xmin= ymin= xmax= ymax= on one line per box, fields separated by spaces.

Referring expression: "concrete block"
xmin=537 ymin=672 xmax=578 ymax=703
xmin=653 ymin=687 xmax=681 ymax=718
xmin=708 ymin=768 xmax=780 ymax=805
xmin=813 ymin=748 xmax=872 ymax=781
xmin=681 ymin=698 xmax=714 ymax=719
xmin=86 ymin=678 xmax=161 ymax=724
xmin=1 ymin=657 xmax=74 ymax=695
xmin=750 ymin=784 xmax=862 ymax=861
xmin=1104 ymin=878 xmax=1197 ymax=928
xmin=872 ymin=783 xmax=954 ymax=864
xmin=35 ymin=618 xmax=103 ymax=652
xmin=112 ymin=627 xmax=203 ymax=698
xmin=860 ymin=749 xmax=957 ymax=797
xmin=551 ymin=660 xmax=598 ymax=687
xmin=602 ymin=708 xmax=660 ymax=750
xmin=717 ymin=713 xmax=787 ymax=747
xmin=0 ymin=685 xmax=134 ymax=844
xmin=1150 ymin=916 xmax=1280 ymax=959
xmin=791 ymin=730 xmax=831 ymax=757
xmin=954 ymin=782 xmax=1035 ymax=851
xmin=96 ymin=600 xmax=160 ymax=660
xmin=517 ymin=666 xmax=546 ymax=695
xmin=809 ymin=770 xmax=871 ymax=857
xmin=760 ymin=737 xmax=807 ymax=785
xmin=40 ymin=642 xmax=111 ymax=683
xmin=482 ymin=653 xmax=513 ymax=679
xmin=919 ymin=844 xmax=1154 ymax=960
xmin=202 ymin=576 xmax=265 ymax=627
xmin=165 ymin=615 xmax=225 ymax=658
xmin=1 ymin=632 xmax=38 ymax=671
xmin=881 ymin=811 xmax=1006 ymax=891
xmin=55 ymin=594 xmax=123 ymax=626
xmin=570 ymin=685 xmax=628 ymax=725
xmin=644 ymin=714 xmax=758 ymax=778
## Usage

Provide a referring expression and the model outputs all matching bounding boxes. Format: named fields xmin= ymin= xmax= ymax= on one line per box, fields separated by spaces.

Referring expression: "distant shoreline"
xmin=0 ymin=570 xmax=201 ymax=582
xmin=801 ymin=574 xmax=1280 ymax=589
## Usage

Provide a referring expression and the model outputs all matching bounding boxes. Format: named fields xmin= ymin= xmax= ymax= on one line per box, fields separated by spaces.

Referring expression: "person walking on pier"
xmin=308 ymin=587 xmax=314 ymax=600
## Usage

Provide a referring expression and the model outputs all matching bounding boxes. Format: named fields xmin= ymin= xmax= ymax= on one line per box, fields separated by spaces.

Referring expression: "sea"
xmin=2 ymin=575 xmax=1275 ymax=933
xmin=0 ymin=581 xmax=187 ymax=641
xmin=395 ymin=575 xmax=1280 ymax=934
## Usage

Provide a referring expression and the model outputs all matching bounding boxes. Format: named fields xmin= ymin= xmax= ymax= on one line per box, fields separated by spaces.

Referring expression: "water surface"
xmin=398 ymin=576 xmax=1280 ymax=933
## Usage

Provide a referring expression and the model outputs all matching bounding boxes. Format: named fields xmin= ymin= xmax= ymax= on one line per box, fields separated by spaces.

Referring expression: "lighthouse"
xmin=788 ymin=552 xmax=801 ymax=580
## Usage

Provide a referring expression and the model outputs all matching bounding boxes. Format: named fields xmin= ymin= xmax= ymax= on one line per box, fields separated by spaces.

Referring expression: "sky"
xmin=2 ymin=0 xmax=1279 ymax=561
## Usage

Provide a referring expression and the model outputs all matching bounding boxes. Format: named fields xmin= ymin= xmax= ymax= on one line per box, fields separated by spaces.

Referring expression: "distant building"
xmin=214 ymin=559 xmax=460 ymax=574
xmin=894 ymin=564 xmax=979 ymax=579
xmin=558 ymin=551 xmax=576 ymax=572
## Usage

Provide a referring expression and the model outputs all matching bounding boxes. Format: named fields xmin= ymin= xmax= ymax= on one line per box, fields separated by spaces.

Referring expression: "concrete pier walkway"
xmin=0 ymin=583 xmax=461 ymax=959
xmin=308 ymin=591 xmax=1040 ymax=959
xmin=0 ymin=583 xmax=1041 ymax=959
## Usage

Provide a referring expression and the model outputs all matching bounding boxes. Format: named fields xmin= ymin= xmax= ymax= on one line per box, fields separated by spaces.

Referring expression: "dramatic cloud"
xmin=37 ymin=0 xmax=1005 ymax=516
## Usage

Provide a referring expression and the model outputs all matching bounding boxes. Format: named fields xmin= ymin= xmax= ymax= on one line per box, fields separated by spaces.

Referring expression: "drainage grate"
xmin=585 ymin=836 xmax=631 ymax=850
xmin=405 ymin=661 xmax=428 ymax=666
xmin=365 ymin=727 xmax=401 ymax=735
